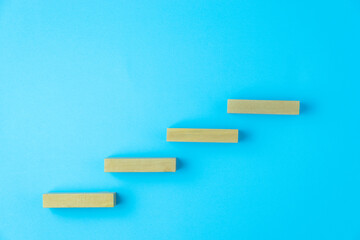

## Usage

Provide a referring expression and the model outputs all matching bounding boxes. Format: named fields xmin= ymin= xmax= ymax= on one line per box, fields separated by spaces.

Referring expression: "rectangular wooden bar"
xmin=227 ymin=99 xmax=300 ymax=115
xmin=104 ymin=158 xmax=176 ymax=172
xmin=43 ymin=193 xmax=116 ymax=208
xmin=167 ymin=128 xmax=238 ymax=143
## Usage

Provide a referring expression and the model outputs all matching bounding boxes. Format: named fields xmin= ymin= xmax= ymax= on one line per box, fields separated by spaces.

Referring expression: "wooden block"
xmin=43 ymin=192 xmax=116 ymax=208
xmin=104 ymin=158 xmax=176 ymax=172
xmin=227 ymin=99 xmax=300 ymax=115
xmin=167 ymin=128 xmax=238 ymax=143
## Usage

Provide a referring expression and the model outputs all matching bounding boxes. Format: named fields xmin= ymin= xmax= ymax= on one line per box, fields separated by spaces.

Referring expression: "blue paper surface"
xmin=0 ymin=1 xmax=359 ymax=239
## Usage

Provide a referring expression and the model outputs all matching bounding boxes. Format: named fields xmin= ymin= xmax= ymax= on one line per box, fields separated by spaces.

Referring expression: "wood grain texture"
xmin=227 ymin=99 xmax=300 ymax=115
xmin=43 ymin=193 xmax=116 ymax=208
xmin=167 ymin=128 xmax=238 ymax=143
xmin=104 ymin=158 xmax=176 ymax=172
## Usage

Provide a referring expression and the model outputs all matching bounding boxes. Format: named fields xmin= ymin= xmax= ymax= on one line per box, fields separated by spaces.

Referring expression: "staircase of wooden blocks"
xmin=43 ymin=99 xmax=300 ymax=208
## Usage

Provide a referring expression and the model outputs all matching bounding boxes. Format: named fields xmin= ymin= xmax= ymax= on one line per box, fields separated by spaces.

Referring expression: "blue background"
xmin=1 ymin=0 xmax=360 ymax=239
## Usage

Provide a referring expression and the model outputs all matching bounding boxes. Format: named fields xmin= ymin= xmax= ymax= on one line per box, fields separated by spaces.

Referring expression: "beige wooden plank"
xmin=104 ymin=158 xmax=176 ymax=172
xmin=167 ymin=128 xmax=238 ymax=143
xmin=43 ymin=192 xmax=116 ymax=208
xmin=227 ymin=99 xmax=300 ymax=115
